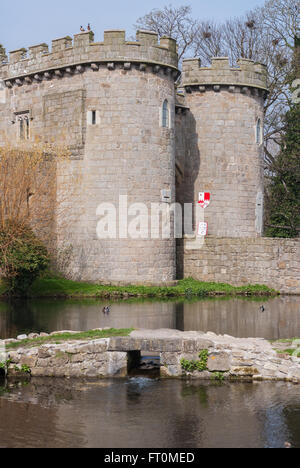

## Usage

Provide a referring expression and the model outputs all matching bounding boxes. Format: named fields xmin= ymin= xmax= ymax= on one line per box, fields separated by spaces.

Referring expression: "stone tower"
xmin=179 ymin=57 xmax=268 ymax=237
xmin=0 ymin=30 xmax=179 ymax=284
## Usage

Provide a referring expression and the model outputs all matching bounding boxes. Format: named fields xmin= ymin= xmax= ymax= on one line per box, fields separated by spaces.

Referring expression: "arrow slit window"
xmin=256 ymin=119 xmax=262 ymax=145
xmin=17 ymin=112 xmax=30 ymax=140
xmin=162 ymin=99 xmax=169 ymax=128
xmin=87 ymin=110 xmax=98 ymax=125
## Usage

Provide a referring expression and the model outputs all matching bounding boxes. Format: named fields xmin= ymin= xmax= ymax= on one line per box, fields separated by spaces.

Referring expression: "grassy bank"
xmin=0 ymin=276 xmax=278 ymax=299
xmin=5 ymin=328 xmax=134 ymax=351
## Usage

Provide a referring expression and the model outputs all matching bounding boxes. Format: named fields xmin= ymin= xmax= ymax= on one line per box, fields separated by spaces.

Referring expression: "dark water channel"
xmin=0 ymin=295 xmax=299 ymax=341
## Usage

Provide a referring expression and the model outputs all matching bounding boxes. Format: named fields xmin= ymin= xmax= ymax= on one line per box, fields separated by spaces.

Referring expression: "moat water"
xmin=0 ymin=377 xmax=299 ymax=448
xmin=0 ymin=295 xmax=299 ymax=341
xmin=1 ymin=296 xmax=299 ymax=448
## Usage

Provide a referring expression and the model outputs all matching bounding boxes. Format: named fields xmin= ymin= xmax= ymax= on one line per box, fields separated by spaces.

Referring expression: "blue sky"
xmin=1 ymin=0 xmax=266 ymax=53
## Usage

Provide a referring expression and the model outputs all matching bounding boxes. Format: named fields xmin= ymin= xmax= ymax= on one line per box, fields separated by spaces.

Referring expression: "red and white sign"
xmin=198 ymin=192 xmax=211 ymax=209
xmin=197 ymin=222 xmax=208 ymax=237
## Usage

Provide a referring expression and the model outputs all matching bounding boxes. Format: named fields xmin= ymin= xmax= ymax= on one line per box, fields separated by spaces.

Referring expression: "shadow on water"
xmin=0 ymin=295 xmax=300 ymax=341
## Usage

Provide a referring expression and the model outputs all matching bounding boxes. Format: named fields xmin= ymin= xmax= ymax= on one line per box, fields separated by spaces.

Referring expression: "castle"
xmin=1 ymin=29 xmax=299 ymax=293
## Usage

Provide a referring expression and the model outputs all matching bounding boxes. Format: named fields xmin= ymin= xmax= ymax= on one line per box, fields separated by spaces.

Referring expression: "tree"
xmin=192 ymin=13 xmax=265 ymax=65
xmin=192 ymin=21 xmax=225 ymax=63
xmin=259 ymin=0 xmax=299 ymax=160
xmin=264 ymin=34 xmax=300 ymax=237
xmin=0 ymin=143 xmax=70 ymax=242
xmin=135 ymin=1 xmax=299 ymax=158
xmin=0 ymin=224 xmax=50 ymax=296
xmin=135 ymin=4 xmax=198 ymax=60
xmin=192 ymin=7 xmax=296 ymax=158
xmin=261 ymin=0 xmax=299 ymax=52
xmin=0 ymin=143 xmax=77 ymax=294
xmin=265 ymin=101 xmax=300 ymax=237
xmin=263 ymin=1 xmax=299 ymax=237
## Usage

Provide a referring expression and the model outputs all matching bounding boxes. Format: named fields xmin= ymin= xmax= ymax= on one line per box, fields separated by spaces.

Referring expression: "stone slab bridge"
xmin=5 ymin=329 xmax=300 ymax=383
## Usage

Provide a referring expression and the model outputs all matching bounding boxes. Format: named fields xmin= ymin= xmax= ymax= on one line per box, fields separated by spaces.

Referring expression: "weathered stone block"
xmin=108 ymin=337 xmax=140 ymax=352
xmin=76 ymin=340 xmax=109 ymax=354
xmin=160 ymin=352 xmax=181 ymax=366
xmin=207 ymin=353 xmax=231 ymax=372
xmin=160 ymin=365 xmax=181 ymax=378
xmin=107 ymin=352 xmax=127 ymax=377
xmin=7 ymin=351 xmax=21 ymax=364
xmin=141 ymin=339 xmax=183 ymax=353
xmin=70 ymin=353 xmax=85 ymax=363
xmin=38 ymin=347 xmax=53 ymax=359
xmin=19 ymin=356 xmax=37 ymax=368
xmin=182 ymin=339 xmax=213 ymax=353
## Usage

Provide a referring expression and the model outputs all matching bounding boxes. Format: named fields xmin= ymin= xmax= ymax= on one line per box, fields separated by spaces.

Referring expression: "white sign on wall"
xmin=198 ymin=222 xmax=208 ymax=237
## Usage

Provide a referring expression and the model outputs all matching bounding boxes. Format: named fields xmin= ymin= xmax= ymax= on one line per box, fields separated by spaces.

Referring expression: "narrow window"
xmin=87 ymin=110 xmax=97 ymax=126
xmin=256 ymin=119 xmax=262 ymax=145
xmin=17 ymin=112 xmax=30 ymax=140
xmin=19 ymin=117 xmax=25 ymax=140
xmin=25 ymin=115 xmax=30 ymax=139
xmin=162 ymin=99 xmax=169 ymax=128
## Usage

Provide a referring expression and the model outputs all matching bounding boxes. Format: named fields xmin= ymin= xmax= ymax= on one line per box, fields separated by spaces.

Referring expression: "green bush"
xmin=211 ymin=372 xmax=225 ymax=382
xmin=0 ymin=227 xmax=50 ymax=296
xmin=181 ymin=350 xmax=209 ymax=373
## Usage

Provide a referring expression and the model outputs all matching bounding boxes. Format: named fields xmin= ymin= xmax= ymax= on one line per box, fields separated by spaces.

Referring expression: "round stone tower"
xmin=181 ymin=57 xmax=268 ymax=237
xmin=80 ymin=30 xmax=179 ymax=283
xmin=1 ymin=30 xmax=179 ymax=284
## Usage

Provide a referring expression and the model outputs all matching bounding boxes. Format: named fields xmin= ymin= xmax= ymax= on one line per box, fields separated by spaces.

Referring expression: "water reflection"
xmin=0 ymin=378 xmax=299 ymax=448
xmin=0 ymin=295 xmax=299 ymax=340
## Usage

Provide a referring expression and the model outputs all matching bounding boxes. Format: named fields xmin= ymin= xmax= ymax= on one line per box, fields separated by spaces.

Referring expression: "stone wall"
xmin=179 ymin=237 xmax=300 ymax=294
xmin=8 ymin=338 xmax=128 ymax=378
xmin=5 ymin=329 xmax=300 ymax=383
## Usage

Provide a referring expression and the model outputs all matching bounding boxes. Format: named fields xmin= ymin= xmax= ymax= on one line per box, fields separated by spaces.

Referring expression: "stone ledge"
xmin=3 ymin=59 xmax=180 ymax=89
xmin=3 ymin=329 xmax=299 ymax=383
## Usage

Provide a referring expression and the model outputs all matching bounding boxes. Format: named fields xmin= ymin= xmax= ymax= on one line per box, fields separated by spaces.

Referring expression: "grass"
xmin=5 ymin=328 xmax=134 ymax=350
xmin=272 ymin=338 xmax=300 ymax=358
xmin=275 ymin=348 xmax=300 ymax=357
xmin=282 ymin=349 xmax=296 ymax=356
xmin=271 ymin=338 xmax=300 ymax=343
xmin=0 ymin=276 xmax=278 ymax=299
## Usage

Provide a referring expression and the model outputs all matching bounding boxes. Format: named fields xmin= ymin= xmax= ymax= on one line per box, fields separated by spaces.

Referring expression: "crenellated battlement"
xmin=182 ymin=57 xmax=268 ymax=92
xmin=0 ymin=30 xmax=178 ymax=86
